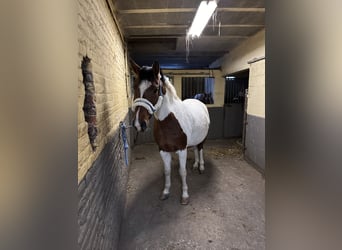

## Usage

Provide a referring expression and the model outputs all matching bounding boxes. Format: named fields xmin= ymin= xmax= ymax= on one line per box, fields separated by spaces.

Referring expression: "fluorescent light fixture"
xmin=187 ymin=0 xmax=217 ymax=38
xmin=226 ymin=76 xmax=236 ymax=80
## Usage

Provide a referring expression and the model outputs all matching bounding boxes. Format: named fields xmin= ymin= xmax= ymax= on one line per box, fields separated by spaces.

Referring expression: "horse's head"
xmin=131 ymin=60 xmax=163 ymax=132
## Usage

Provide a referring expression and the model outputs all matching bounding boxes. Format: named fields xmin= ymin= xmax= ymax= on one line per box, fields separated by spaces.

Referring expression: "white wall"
xmin=221 ymin=29 xmax=265 ymax=76
xmin=220 ymin=29 xmax=265 ymax=169
xmin=248 ymin=60 xmax=265 ymax=118
xmin=220 ymin=29 xmax=265 ymax=118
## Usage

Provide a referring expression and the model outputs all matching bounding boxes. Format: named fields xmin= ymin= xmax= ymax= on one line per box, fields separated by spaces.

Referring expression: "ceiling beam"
xmin=124 ymin=24 xmax=264 ymax=29
xmin=130 ymin=52 xmax=226 ymax=57
xmin=219 ymin=8 xmax=265 ymax=13
xmin=128 ymin=35 xmax=248 ymax=39
xmin=118 ymin=8 xmax=265 ymax=14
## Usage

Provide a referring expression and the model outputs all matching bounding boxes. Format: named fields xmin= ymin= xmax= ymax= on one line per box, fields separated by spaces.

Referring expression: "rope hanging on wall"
xmin=119 ymin=122 xmax=129 ymax=166
xmin=81 ymin=56 xmax=98 ymax=151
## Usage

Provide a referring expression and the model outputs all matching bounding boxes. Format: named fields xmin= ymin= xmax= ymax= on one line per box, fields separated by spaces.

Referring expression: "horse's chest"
xmin=154 ymin=112 xmax=187 ymax=152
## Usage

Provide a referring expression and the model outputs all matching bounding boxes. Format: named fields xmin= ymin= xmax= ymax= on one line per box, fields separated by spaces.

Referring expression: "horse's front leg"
xmin=160 ymin=150 xmax=171 ymax=200
xmin=177 ymin=149 xmax=189 ymax=205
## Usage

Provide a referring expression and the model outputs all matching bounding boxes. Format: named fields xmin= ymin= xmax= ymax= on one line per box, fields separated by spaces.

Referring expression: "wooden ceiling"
xmin=113 ymin=0 xmax=265 ymax=69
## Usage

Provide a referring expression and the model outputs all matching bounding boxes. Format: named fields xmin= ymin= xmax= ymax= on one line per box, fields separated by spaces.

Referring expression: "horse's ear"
xmin=130 ymin=59 xmax=141 ymax=75
xmin=152 ymin=61 xmax=160 ymax=77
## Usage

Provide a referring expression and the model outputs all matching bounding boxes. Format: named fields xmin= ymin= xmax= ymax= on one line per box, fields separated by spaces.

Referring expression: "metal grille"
xmin=224 ymin=78 xmax=248 ymax=104
xmin=181 ymin=77 xmax=214 ymax=104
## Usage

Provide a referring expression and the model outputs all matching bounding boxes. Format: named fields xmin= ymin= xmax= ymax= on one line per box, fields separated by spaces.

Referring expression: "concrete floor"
xmin=118 ymin=139 xmax=265 ymax=250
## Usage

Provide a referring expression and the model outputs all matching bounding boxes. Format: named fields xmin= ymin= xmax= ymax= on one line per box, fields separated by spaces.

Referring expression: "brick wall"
xmin=78 ymin=0 xmax=131 ymax=248
xmin=78 ymin=0 xmax=130 ymax=182
xmin=78 ymin=115 xmax=130 ymax=250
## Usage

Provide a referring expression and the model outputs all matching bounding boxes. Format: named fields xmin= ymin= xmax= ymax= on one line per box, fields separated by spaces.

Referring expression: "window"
xmin=181 ymin=77 xmax=214 ymax=104
xmin=224 ymin=72 xmax=249 ymax=104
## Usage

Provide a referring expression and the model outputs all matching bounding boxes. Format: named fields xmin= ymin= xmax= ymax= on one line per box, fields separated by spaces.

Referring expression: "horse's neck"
xmin=155 ymin=88 xmax=182 ymax=120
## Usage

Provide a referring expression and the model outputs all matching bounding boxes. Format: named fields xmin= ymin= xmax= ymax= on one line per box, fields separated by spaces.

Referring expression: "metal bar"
xmin=119 ymin=8 xmax=196 ymax=14
xmin=128 ymin=35 xmax=248 ymax=39
xmin=119 ymin=8 xmax=265 ymax=14
xmin=219 ymin=8 xmax=265 ymax=13
xmin=165 ymin=72 xmax=211 ymax=76
xmin=242 ymin=89 xmax=248 ymax=153
xmin=247 ymin=56 xmax=265 ymax=64
xmin=209 ymin=24 xmax=264 ymax=28
xmin=125 ymin=24 xmax=264 ymax=29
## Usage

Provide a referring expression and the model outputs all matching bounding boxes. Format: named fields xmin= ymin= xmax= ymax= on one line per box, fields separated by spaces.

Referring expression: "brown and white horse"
xmin=131 ymin=60 xmax=210 ymax=205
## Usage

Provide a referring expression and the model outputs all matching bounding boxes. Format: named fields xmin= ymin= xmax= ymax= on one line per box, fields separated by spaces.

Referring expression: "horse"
xmin=194 ymin=92 xmax=214 ymax=104
xmin=131 ymin=60 xmax=210 ymax=205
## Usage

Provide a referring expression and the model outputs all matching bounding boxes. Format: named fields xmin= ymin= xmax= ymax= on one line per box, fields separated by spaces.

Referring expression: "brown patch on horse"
xmin=154 ymin=113 xmax=187 ymax=152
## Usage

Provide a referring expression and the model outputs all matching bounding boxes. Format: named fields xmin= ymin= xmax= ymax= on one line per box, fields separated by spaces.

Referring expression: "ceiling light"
xmin=187 ymin=0 xmax=217 ymax=38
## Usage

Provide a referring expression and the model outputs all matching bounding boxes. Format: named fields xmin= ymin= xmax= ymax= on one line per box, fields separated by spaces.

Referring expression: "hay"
xmin=206 ymin=143 xmax=243 ymax=159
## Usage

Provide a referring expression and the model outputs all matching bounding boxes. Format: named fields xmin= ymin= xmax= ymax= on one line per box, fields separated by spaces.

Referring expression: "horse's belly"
xmin=181 ymin=99 xmax=210 ymax=147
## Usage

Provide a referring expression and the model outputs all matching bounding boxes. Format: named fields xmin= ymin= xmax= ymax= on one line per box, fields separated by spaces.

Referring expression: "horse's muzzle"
xmin=132 ymin=119 xmax=147 ymax=132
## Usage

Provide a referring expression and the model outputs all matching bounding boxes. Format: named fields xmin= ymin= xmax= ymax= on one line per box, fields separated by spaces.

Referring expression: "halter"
xmin=132 ymin=77 xmax=164 ymax=115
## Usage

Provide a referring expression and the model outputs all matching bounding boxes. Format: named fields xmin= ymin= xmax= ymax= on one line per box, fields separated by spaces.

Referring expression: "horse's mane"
xmin=162 ymin=75 xmax=180 ymax=102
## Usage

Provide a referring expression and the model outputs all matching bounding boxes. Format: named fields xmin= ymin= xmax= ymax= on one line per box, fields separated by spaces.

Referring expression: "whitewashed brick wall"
xmin=78 ymin=0 xmax=129 ymax=182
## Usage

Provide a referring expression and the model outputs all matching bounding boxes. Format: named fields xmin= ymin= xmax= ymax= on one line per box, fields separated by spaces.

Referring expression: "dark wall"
xmin=223 ymin=104 xmax=244 ymax=138
xmin=78 ymin=115 xmax=130 ymax=250
xmin=245 ymin=114 xmax=265 ymax=170
xmin=207 ymin=107 xmax=224 ymax=139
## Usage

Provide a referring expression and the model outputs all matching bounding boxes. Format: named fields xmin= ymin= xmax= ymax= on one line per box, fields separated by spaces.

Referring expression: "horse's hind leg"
xmin=199 ymin=149 xmax=205 ymax=174
xmin=193 ymin=146 xmax=199 ymax=170
xmin=194 ymin=142 xmax=204 ymax=174
xmin=160 ymin=150 xmax=171 ymax=200
xmin=177 ymin=149 xmax=189 ymax=205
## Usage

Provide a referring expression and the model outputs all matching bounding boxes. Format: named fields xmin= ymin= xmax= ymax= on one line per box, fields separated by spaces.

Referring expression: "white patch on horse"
xmin=134 ymin=108 xmax=141 ymax=131
xmin=139 ymin=80 xmax=151 ymax=98
xmin=155 ymin=77 xmax=210 ymax=147
xmin=160 ymin=150 xmax=171 ymax=196
xmin=176 ymin=149 xmax=189 ymax=200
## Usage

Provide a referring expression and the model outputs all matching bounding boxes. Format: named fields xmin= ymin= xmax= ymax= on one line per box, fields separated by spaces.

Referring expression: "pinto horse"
xmin=131 ymin=60 xmax=210 ymax=205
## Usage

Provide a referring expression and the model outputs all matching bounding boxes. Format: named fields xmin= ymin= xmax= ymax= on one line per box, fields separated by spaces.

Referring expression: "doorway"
xmin=223 ymin=69 xmax=249 ymax=140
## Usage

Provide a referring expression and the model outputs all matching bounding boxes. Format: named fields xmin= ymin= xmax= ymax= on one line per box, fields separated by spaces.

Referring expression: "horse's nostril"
xmin=132 ymin=119 xmax=136 ymax=130
xmin=141 ymin=121 xmax=147 ymax=131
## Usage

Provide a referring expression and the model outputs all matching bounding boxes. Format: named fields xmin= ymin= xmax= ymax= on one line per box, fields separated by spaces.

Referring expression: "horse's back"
xmin=182 ymin=99 xmax=210 ymax=146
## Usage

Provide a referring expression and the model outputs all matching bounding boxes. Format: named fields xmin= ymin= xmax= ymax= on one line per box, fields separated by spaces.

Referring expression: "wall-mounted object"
xmin=81 ymin=56 xmax=98 ymax=151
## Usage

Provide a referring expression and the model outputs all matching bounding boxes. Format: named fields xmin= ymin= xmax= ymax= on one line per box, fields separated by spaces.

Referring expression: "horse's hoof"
xmin=160 ymin=193 xmax=170 ymax=200
xmin=198 ymin=169 xmax=204 ymax=174
xmin=181 ymin=197 xmax=189 ymax=205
